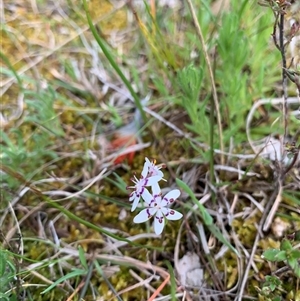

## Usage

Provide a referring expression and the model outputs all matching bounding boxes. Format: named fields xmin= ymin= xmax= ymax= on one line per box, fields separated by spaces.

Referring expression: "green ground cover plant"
xmin=1 ymin=0 xmax=300 ymax=300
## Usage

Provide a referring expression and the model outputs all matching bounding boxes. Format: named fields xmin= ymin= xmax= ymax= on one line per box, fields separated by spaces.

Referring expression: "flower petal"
xmin=133 ymin=209 xmax=150 ymax=223
xmin=147 ymin=175 xmax=163 ymax=186
xmin=153 ymin=211 xmax=165 ymax=235
xmin=141 ymin=188 xmax=153 ymax=204
xmin=162 ymin=207 xmax=183 ymax=220
xmin=147 ymin=160 xmax=164 ymax=178
xmin=129 ymin=192 xmax=136 ymax=202
xmin=148 ymin=207 xmax=158 ymax=216
xmin=131 ymin=194 xmax=141 ymax=212
xmin=151 ymin=181 xmax=161 ymax=196
xmin=133 ymin=207 xmax=157 ymax=223
xmin=151 ymin=169 xmax=164 ymax=178
xmin=141 ymin=157 xmax=151 ymax=178
xmin=161 ymin=189 xmax=180 ymax=206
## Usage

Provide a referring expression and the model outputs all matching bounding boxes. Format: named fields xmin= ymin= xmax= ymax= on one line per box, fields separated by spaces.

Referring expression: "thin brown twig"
xmin=66 ymin=281 xmax=85 ymax=301
xmin=147 ymin=273 xmax=170 ymax=301
xmin=237 ymin=226 xmax=261 ymax=301
xmin=279 ymin=13 xmax=289 ymax=141
xmin=262 ymin=179 xmax=283 ymax=232
xmin=272 ymin=7 xmax=289 ymax=141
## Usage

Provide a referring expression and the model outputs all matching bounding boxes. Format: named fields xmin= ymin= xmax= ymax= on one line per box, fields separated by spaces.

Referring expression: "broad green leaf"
xmin=280 ymin=239 xmax=292 ymax=251
xmin=288 ymin=256 xmax=297 ymax=270
xmin=265 ymin=275 xmax=281 ymax=291
xmin=262 ymin=249 xmax=281 ymax=261
xmin=274 ymin=250 xmax=287 ymax=261
xmin=290 ymin=249 xmax=300 ymax=259
xmin=294 ymin=266 xmax=300 ymax=278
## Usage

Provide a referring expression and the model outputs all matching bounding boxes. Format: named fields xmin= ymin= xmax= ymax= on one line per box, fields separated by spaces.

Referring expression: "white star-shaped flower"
xmin=127 ymin=158 xmax=163 ymax=212
xmin=144 ymin=157 xmax=165 ymax=179
xmin=133 ymin=182 xmax=182 ymax=235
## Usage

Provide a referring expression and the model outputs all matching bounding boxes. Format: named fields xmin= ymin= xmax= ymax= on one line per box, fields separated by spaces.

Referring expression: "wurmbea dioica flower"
xmin=127 ymin=158 xmax=163 ymax=212
xmin=133 ymin=182 xmax=182 ymax=235
xmin=144 ymin=157 xmax=165 ymax=179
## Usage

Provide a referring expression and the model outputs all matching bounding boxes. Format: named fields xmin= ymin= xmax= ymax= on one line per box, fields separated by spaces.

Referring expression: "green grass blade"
xmin=81 ymin=0 xmax=146 ymax=122
xmin=0 ymin=51 xmax=23 ymax=88
xmin=176 ymin=178 xmax=213 ymax=225
xmin=41 ymin=269 xmax=86 ymax=294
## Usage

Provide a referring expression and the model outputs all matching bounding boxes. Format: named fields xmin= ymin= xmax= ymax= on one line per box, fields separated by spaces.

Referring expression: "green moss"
xmin=232 ymin=216 xmax=259 ymax=247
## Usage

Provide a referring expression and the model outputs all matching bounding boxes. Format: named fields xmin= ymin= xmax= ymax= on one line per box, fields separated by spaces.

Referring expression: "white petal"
xmin=155 ymin=169 xmax=164 ymax=178
xmin=141 ymin=157 xmax=151 ymax=177
xmin=141 ymin=188 xmax=153 ymax=204
xmin=148 ymin=163 xmax=164 ymax=178
xmin=161 ymin=189 xmax=180 ymax=206
xmin=133 ymin=209 xmax=150 ymax=223
xmin=153 ymin=211 xmax=165 ymax=235
xmin=146 ymin=175 xmax=162 ymax=186
xmin=151 ymin=181 xmax=161 ymax=196
xmin=148 ymin=207 xmax=158 ymax=216
xmin=164 ymin=189 xmax=180 ymax=200
xmin=162 ymin=207 xmax=183 ymax=220
xmin=129 ymin=192 xmax=136 ymax=202
xmin=131 ymin=195 xmax=141 ymax=212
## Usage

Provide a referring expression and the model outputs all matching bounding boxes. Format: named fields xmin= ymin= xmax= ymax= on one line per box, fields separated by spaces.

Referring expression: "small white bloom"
xmin=144 ymin=157 xmax=165 ymax=179
xmin=133 ymin=182 xmax=182 ymax=235
xmin=127 ymin=157 xmax=164 ymax=212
